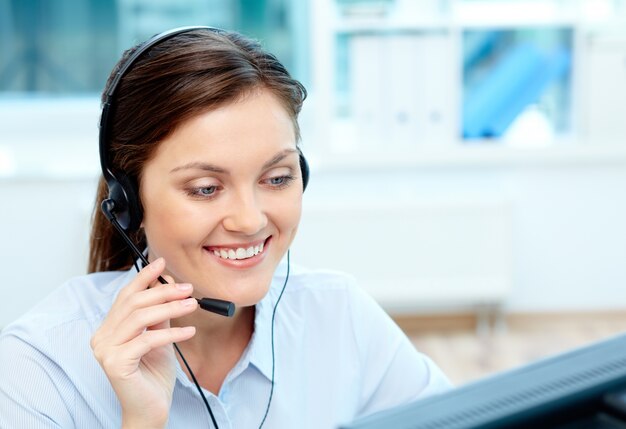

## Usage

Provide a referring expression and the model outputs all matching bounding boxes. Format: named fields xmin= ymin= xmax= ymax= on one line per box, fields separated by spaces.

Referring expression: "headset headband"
xmin=98 ymin=25 xmax=309 ymax=231
xmin=99 ymin=26 xmax=217 ymax=186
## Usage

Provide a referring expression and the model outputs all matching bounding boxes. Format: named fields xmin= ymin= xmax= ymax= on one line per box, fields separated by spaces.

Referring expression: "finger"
xmin=118 ymin=257 xmax=167 ymax=300
xmin=97 ymin=326 xmax=196 ymax=378
xmin=129 ymin=326 xmax=195 ymax=360
xmin=111 ymin=297 xmax=198 ymax=345
xmin=105 ymin=258 xmax=169 ymax=325
xmin=106 ymin=281 xmax=194 ymax=329
xmin=134 ymin=326 xmax=195 ymax=354
xmin=93 ymin=297 xmax=195 ymax=353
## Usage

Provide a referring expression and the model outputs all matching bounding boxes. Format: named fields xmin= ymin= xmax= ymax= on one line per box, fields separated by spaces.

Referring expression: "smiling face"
xmin=139 ymin=88 xmax=303 ymax=306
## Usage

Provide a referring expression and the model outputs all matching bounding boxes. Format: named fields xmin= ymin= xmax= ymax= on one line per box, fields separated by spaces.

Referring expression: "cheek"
xmin=272 ymin=193 xmax=302 ymax=237
xmin=142 ymin=193 xmax=218 ymax=246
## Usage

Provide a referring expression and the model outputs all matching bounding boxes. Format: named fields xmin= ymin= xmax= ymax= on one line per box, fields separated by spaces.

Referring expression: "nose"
xmin=222 ymin=189 xmax=268 ymax=235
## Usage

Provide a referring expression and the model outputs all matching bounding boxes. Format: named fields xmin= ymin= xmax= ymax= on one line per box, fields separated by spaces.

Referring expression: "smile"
xmin=206 ymin=238 xmax=269 ymax=261
xmin=212 ymin=242 xmax=264 ymax=260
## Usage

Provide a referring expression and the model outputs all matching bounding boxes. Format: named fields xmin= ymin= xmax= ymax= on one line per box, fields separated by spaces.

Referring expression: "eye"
xmin=265 ymin=175 xmax=295 ymax=189
xmin=198 ymin=186 xmax=217 ymax=195
xmin=270 ymin=177 xmax=286 ymax=185
xmin=186 ymin=185 xmax=219 ymax=198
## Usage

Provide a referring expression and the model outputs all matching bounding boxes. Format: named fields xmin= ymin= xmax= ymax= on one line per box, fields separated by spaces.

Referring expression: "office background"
xmin=1 ymin=0 xmax=626 ymax=382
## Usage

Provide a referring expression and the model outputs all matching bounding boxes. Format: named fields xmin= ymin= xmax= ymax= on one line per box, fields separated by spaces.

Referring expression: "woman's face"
xmin=140 ymin=89 xmax=303 ymax=306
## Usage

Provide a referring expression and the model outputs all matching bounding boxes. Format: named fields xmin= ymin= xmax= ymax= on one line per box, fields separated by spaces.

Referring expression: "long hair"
xmin=88 ymin=29 xmax=307 ymax=273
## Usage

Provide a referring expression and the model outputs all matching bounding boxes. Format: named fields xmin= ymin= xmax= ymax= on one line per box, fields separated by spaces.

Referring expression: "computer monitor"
xmin=341 ymin=332 xmax=626 ymax=429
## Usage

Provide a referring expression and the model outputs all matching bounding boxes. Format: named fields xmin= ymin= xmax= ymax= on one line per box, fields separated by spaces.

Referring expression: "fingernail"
xmin=176 ymin=283 xmax=192 ymax=291
xmin=182 ymin=297 xmax=197 ymax=307
xmin=182 ymin=326 xmax=196 ymax=335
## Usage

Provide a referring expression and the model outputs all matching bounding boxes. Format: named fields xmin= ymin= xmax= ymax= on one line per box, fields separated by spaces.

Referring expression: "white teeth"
xmin=212 ymin=242 xmax=266 ymax=260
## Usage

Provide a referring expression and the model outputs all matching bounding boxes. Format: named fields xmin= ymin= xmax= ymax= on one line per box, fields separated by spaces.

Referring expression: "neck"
xmin=171 ymin=305 xmax=256 ymax=394
xmin=172 ymin=304 xmax=255 ymax=354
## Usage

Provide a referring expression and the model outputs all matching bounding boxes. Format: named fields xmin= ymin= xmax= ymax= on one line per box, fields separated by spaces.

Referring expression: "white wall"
xmin=2 ymin=157 xmax=626 ymax=327
xmin=297 ymin=160 xmax=626 ymax=313
xmin=0 ymin=178 xmax=97 ymax=326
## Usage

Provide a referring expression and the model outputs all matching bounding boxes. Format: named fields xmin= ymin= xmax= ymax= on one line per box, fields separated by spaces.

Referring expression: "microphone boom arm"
xmin=101 ymin=199 xmax=235 ymax=317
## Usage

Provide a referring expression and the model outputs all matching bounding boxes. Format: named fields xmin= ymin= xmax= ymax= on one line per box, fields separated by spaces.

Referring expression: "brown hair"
xmin=88 ymin=29 xmax=307 ymax=273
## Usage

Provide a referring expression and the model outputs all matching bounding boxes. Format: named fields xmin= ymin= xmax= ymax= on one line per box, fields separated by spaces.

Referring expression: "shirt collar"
xmin=122 ymin=255 xmax=301 ymax=384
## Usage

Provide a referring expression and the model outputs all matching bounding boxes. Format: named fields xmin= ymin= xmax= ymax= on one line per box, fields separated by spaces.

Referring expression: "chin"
xmin=200 ymin=271 xmax=275 ymax=308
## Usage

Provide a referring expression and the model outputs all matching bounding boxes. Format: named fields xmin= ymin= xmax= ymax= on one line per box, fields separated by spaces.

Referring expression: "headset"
xmin=99 ymin=26 xmax=309 ymax=234
xmin=98 ymin=26 xmax=308 ymax=427
xmin=98 ymin=25 xmax=310 ymax=316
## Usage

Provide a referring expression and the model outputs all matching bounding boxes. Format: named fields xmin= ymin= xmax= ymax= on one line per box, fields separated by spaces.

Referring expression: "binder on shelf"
xmin=349 ymin=31 xmax=455 ymax=148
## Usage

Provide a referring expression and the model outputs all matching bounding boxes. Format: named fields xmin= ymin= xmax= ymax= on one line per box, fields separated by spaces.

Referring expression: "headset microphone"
xmin=101 ymin=200 xmax=235 ymax=317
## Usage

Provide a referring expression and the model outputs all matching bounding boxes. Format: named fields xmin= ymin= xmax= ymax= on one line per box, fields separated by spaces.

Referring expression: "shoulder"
xmin=0 ymin=270 xmax=130 ymax=428
xmin=275 ymin=263 xmax=400 ymax=348
xmin=272 ymin=263 xmax=452 ymax=414
xmin=0 ymin=269 xmax=131 ymax=349
xmin=278 ymin=263 xmax=366 ymax=303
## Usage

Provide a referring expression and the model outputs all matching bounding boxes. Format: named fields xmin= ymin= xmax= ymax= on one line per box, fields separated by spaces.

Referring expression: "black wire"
xmin=174 ymin=343 xmax=220 ymax=428
xmin=127 ymin=248 xmax=220 ymax=428
xmin=128 ymin=251 xmax=291 ymax=429
xmin=104 ymin=207 xmax=219 ymax=425
xmin=258 ymin=249 xmax=290 ymax=428
xmin=171 ymin=252 xmax=290 ymax=429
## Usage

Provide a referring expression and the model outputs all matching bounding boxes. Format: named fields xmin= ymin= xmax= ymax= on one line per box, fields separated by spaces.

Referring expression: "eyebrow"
xmin=262 ymin=148 xmax=298 ymax=170
xmin=170 ymin=162 xmax=227 ymax=174
xmin=169 ymin=148 xmax=298 ymax=174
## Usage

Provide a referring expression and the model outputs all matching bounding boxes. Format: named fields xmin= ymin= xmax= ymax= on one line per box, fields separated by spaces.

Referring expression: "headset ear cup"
xmin=299 ymin=152 xmax=310 ymax=192
xmin=115 ymin=173 xmax=143 ymax=231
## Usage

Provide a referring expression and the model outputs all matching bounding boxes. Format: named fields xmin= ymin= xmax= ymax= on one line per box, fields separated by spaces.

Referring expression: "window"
xmin=0 ymin=0 xmax=309 ymax=95
xmin=0 ymin=0 xmax=309 ymax=177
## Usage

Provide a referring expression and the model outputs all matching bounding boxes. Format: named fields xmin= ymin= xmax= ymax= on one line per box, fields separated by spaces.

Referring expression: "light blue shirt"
xmin=0 ymin=259 xmax=451 ymax=428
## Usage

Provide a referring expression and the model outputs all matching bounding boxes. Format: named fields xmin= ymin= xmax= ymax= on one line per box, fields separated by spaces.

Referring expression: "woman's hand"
xmin=90 ymin=257 xmax=198 ymax=429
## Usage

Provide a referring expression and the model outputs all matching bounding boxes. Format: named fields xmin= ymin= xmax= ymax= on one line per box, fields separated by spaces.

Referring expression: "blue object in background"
xmin=463 ymin=31 xmax=501 ymax=71
xmin=462 ymin=43 xmax=571 ymax=139
xmin=486 ymin=48 xmax=570 ymax=137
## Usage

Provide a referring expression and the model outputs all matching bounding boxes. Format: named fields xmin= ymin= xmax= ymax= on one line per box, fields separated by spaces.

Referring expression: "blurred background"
xmin=2 ymin=0 xmax=626 ymax=385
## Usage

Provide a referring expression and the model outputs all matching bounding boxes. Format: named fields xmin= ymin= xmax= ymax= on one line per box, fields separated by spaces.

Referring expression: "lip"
xmin=204 ymin=236 xmax=271 ymax=269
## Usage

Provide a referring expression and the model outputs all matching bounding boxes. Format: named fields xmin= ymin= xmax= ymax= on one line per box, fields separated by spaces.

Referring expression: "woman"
xmin=0 ymin=27 xmax=450 ymax=428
